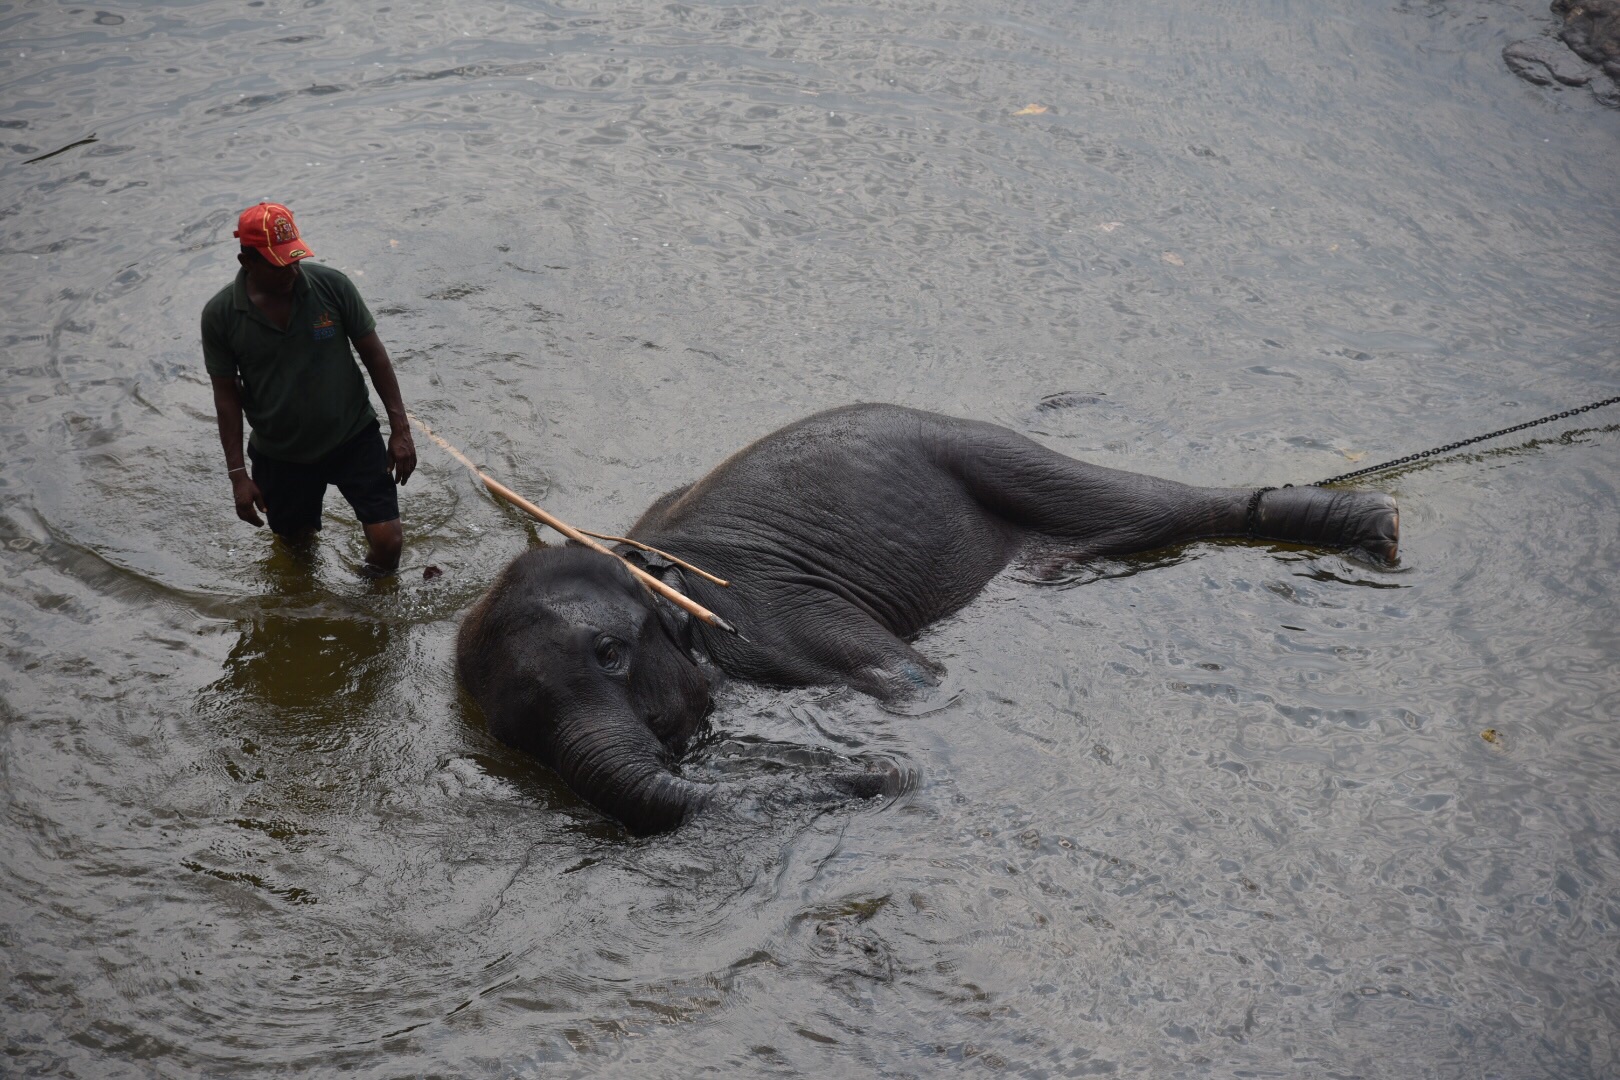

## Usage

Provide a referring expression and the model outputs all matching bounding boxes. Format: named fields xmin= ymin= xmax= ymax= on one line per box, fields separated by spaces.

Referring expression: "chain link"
xmin=1310 ymin=395 xmax=1620 ymax=487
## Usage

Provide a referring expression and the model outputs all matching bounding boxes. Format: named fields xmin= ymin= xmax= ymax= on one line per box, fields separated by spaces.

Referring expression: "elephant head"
xmin=456 ymin=545 xmax=720 ymax=834
xmin=458 ymin=545 xmax=898 ymax=833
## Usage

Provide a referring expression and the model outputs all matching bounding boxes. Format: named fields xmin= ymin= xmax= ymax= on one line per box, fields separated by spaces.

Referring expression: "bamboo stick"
xmin=408 ymin=414 xmax=738 ymax=635
xmin=573 ymin=530 xmax=730 ymax=587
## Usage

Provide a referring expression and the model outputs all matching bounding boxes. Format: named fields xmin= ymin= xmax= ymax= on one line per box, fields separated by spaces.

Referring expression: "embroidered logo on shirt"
xmin=312 ymin=311 xmax=338 ymax=341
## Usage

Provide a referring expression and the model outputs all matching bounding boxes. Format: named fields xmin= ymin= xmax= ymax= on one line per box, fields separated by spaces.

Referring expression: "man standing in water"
xmin=202 ymin=202 xmax=415 ymax=574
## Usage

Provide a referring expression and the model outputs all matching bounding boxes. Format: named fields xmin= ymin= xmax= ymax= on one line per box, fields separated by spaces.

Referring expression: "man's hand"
xmin=388 ymin=428 xmax=417 ymax=486
xmin=232 ymin=472 xmax=267 ymax=527
xmin=211 ymin=376 xmax=264 ymax=527
xmin=353 ymin=331 xmax=416 ymax=486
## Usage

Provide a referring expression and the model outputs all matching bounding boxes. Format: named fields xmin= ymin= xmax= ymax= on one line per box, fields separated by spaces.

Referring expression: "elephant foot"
xmin=1254 ymin=487 xmax=1399 ymax=564
xmin=1364 ymin=495 xmax=1399 ymax=564
xmin=849 ymin=656 xmax=943 ymax=707
xmin=826 ymin=758 xmax=911 ymax=801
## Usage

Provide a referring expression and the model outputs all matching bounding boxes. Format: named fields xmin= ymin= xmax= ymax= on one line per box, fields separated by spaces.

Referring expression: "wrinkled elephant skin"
xmin=457 ymin=405 xmax=1399 ymax=834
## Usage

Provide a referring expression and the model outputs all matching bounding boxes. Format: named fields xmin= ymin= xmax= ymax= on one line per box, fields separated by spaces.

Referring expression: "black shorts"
xmin=249 ymin=421 xmax=399 ymax=537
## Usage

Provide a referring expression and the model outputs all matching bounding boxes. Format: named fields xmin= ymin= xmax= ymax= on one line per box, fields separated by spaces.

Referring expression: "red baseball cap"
xmin=234 ymin=201 xmax=314 ymax=266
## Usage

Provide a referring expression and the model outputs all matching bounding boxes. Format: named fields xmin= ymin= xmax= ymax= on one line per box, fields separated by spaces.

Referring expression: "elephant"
xmin=456 ymin=404 xmax=1399 ymax=835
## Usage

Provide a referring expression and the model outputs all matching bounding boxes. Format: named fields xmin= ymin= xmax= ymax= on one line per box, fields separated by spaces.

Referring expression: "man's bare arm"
xmin=353 ymin=330 xmax=416 ymax=485
xmin=210 ymin=374 xmax=265 ymax=527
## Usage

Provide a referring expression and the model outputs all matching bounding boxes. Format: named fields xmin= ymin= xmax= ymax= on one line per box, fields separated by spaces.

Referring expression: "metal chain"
xmin=1310 ymin=395 xmax=1620 ymax=487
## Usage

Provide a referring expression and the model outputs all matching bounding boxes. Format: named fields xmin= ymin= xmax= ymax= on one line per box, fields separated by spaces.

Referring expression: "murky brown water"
xmin=3 ymin=1 xmax=1618 ymax=1076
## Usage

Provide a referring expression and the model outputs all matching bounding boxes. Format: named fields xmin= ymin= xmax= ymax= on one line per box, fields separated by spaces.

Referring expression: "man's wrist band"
xmin=228 ymin=466 xmax=247 ymax=476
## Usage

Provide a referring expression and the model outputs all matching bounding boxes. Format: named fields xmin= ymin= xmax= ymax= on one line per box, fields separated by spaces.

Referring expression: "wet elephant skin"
xmin=456 ymin=404 xmax=1399 ymax=834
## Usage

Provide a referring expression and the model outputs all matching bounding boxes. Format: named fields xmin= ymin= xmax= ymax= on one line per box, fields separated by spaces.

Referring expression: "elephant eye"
xmin=592 ymin=635 xmax=627 ymax=673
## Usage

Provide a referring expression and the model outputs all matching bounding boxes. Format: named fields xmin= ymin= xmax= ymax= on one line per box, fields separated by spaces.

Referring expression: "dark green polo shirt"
xmin=201 ymin=261 xmax=378 ymax=463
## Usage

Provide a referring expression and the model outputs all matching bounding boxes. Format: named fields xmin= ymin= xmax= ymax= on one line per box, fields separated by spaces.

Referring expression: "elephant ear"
xmin=454 ymin=547 xmax=560 ymax=704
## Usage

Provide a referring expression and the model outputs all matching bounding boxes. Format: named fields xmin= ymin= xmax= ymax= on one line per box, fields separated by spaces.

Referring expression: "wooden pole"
xmin=409 ymin=414 xmax=738 ymax=636
xmin=573 ymin=529 xmax=730 ymax=587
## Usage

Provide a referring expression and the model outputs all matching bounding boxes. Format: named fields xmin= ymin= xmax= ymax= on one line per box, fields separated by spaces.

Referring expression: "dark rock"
xmin=1502 ymin=3 xmax=1620 ymax=107
xmin=423 ymin=565 xmax=443 ymax=581
xmin=1553 ymin=0 xmax=1620 ymax=68
xmin=1504 ymin=38 xmax=1595 ymax=85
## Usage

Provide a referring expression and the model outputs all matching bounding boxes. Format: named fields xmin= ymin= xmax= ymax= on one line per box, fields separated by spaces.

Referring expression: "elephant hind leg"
xmin=932 ymin=418 xmax=1249 ymax=557
xmin=931 ymin=417 xmax=1398 ymax=562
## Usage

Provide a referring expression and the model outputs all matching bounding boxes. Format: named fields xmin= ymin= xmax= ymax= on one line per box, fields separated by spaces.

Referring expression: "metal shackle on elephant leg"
xmin=1249 ymin=485 xmax=1400 ymax=564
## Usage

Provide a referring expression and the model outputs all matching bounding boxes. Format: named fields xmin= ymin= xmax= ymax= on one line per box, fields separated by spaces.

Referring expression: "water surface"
xmin=2 ymin=1 xmax=1618 ymax=1076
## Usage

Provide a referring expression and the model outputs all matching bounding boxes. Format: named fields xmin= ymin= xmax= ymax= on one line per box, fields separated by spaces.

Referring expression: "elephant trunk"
xmin=553 ymin=712 xmax=712 ymax=835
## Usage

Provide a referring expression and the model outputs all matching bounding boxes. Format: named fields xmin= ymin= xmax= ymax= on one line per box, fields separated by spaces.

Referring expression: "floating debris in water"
xmin=423 ymin=565 xmax=443 ymax=581
xmin=1481 ymin=728 xmax=1503 ymax=746
xmin=1036 ymin=390 xmax=1108 ymax=411
xmin=24 ymin=133 xmax=97 ymax=164
xmin=1011 ymin=103 xmax=1049 ymax=116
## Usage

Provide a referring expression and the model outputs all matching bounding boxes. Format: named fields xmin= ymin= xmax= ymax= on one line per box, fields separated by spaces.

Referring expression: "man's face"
xmin=237 ymin=248 xmax=302 ymax=295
